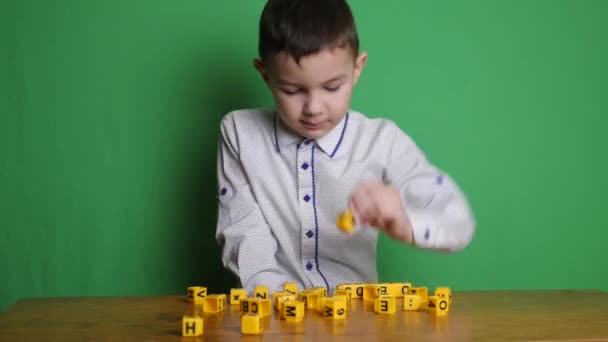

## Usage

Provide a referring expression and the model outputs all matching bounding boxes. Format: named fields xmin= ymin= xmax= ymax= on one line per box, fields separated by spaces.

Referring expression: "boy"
xmin=215 ymin=0 xmax=475 ymax=294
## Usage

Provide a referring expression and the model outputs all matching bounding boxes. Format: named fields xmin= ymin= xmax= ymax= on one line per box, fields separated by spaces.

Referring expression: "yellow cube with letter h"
xmin=182 ymin=315 xmax=203 ymax=336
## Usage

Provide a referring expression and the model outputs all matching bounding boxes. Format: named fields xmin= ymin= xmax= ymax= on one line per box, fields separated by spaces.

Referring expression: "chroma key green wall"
xmin=1 ymin=0 xmax=607 ymax=311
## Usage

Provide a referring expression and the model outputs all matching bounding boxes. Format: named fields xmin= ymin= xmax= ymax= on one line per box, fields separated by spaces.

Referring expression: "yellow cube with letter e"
xmin=374 ymin=294 xmax=396 ymax=314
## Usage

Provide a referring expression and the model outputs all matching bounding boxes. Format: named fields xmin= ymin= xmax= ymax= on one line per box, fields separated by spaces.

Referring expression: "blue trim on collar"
xmin=273 ymin=113 xmax=280 ymax=153
xmin=330 ymin=112 xmax=349 ymax=158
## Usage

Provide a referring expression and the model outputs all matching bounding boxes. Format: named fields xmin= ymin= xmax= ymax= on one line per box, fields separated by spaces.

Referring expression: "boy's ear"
xmin=353 ymin=52 xmax=368 ymax=86
xmin=253 ymin=58 xmax=270 ymax=84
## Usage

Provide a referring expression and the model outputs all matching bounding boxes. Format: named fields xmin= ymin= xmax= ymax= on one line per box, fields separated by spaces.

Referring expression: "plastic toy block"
xmin=409 ymin=287 xmax=429 ymax=303
xmin=435 ymin=287 xmax=452 ymax=304
xmin=273 ymin=291 xmax=288 ymax=310
xmin=334 ymin=289 xmax=352 ymax=309
xmin=300 ymin=291 xmax=320 ymax=310
xmin=275 ymin=293 xmax=296 ymax=312
xmin=323 ymin=298 xmax=347 ymax=319
xmin=241 ymin=313 xmax=263 ymax=335
xmin=230 ymin=288 xmax=248 ymax=305
xmin=374 ymin=295 xmax=396 ymax=314
xmin=241 ymin=298 xmax=262 ymax=315
xmin=282 ymin=300 xmax=305 ymax=321
xmin=336 ymin=210 xmax=355 ymax=233
xmin=308 ymin=287 xmax=327 ymax=297
xmin=259 ymin=298 xmax=272 ymax=317
xmin=403 ymin=294 xmax=422 ymax=311
xmin=337 ymin=283 xmax=365 ymax=299
xmin=187 ymin=286 xmax=207 ymax=304
xmin=316 ymin=297 xmax=329 ymax=314
xmin=254 ymin=285 xmax=269 ymax=299
xmin=388 ymin=282 xmax=412 ymax=298
xmin=182 ymin=315 xmax=203 ymax=336
xmin=203 ymin=294 xmax=226 ymax=313
xmin=284 ymin=282 xmax=298 ymax=295
xmin=427 ymin=295 xmax=450 ymax=315
xmin=363 ymin=285 xmax=385 ymax=302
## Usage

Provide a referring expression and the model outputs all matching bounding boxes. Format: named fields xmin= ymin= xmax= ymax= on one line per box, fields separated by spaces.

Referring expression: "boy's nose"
xmin=303 ymin=96 xmax=323 ymax=116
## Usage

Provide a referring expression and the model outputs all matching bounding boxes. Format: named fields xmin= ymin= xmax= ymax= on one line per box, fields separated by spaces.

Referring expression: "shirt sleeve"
xmin=384 ymin=122 xmax=476 ymax=252
xmin=215 ymin=114 xmax=290 ymax=293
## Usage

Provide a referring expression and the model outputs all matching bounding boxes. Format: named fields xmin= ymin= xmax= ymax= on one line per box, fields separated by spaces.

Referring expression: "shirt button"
xmin=306 ymin=262 xmax=313 ymax=271
xmin=304 ymin=140 xmax=311 ymax=145
xmin=306 ymin=230 xmax=314 ymax=238
xmin=303 ymin=194 xmax=311 ymax=202
xmin=301 ymin=162 xmax=309 ymax=170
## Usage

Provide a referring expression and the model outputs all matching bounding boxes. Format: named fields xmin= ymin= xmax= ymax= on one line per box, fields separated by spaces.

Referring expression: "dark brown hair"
xmin=258 ymin=0 xmax=359 ymax=64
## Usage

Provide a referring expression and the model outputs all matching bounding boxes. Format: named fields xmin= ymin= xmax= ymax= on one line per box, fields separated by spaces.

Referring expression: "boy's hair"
xmin=258 ymin=0 xmax=359 ymax=64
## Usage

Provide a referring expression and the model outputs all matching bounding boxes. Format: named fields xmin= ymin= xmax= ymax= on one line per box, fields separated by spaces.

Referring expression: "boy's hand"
xmin=348 ymin=180 xmax=414 ymax=243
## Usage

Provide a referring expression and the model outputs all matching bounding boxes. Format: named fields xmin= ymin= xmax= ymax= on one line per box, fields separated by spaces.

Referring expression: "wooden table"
xmin=1 ymin=290 xmax=607 ymax=341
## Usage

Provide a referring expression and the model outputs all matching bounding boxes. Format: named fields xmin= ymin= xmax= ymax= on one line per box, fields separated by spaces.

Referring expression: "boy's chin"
xmin=297 ymin=126 xmax=331 ymax=140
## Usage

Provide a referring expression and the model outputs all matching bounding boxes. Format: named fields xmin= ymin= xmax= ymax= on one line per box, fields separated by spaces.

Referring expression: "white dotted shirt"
xmin=215 ymin=108 xmax=475 ymax=294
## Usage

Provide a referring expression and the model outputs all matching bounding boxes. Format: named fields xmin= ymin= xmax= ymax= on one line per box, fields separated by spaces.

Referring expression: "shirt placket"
xmin=297 ymin=138 xmax=322 ymax=286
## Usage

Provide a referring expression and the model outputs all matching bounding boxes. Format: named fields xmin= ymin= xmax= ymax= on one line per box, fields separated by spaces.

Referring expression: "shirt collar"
xmin=273 ymin=111 xmax=350 ymax=158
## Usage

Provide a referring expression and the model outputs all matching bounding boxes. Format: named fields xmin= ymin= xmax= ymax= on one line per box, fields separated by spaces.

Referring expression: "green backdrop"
xmin=1 ymin=0 xmax=607 ymax=312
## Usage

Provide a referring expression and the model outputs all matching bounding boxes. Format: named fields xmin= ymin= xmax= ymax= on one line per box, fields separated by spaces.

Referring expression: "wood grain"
xmin=1 ymin=290 xmax=607 ymax=341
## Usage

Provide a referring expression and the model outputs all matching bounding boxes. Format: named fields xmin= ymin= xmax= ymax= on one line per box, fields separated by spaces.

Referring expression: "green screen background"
xmin=1 ymin=0 xmax=607 ymax=311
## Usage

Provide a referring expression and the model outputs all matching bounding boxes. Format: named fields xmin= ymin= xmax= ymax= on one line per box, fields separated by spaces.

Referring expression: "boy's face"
xmin=255 ymin=47 xmax=367 ymax=139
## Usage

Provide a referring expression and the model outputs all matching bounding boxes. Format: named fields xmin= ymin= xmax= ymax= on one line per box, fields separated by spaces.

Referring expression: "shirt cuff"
xmin=407 ymin=210 xmax=439 ymax=249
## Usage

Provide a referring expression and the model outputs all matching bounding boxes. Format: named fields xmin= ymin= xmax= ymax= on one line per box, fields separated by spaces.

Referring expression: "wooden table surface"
xmin=1 ymin=290 xmax=607 ymax=341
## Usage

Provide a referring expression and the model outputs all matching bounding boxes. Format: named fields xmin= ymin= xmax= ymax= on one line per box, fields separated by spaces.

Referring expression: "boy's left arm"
xmin=350 ymin=123 xmax=476 ymax=252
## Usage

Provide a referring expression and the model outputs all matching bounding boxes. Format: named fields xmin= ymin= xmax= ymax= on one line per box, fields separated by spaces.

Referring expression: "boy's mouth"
xmin=301 ymin=120 xmax=326 ymax=130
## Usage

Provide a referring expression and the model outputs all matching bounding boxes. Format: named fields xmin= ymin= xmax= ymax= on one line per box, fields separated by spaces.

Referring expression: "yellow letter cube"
xmin=323 ymin=298 xmax=347 ymax=319
xmin=300 ymin=290 xmax=320 ymax=310
xmin=374 ymin=295 xmax=396 ymax=314
xmin=403 ymin=294 xmax=422 ymax=311
xmin=316 ymin=296 xmax=329 ymax=314
xmin=284 ymin=282 xmax=298 ymax=295
xmin=363 ymin=285 xmax=384 ymax=302
xmin=182 ymin=315 xmax=203 ymax=336
xmin=203 ymin=294 xmax=226 ymax=313
xmin=282 ymin=300 xmax=305 ymax=321
xmin=388 ymin=282 xmax=411 ymax=298
xmin=334 ymin=289 xmax=352 ymax=309
xmin=336 ymin=210 xmax=355 ymax=233
xmin=187 ymin=286 xmax=207 ymax=304
xmin=241 ymin=313 xmax=263 ymax=335
xmin=308 ymin=287 xmax=327 ymax=297
xmin=259 ymin=298 xmax=272 ymax=317
xmin=275 ymin=293 xmax=296 ymax=312
xmin=337 ymin=283 xmax=365 ymax=299
xmin=427 ymin=295 xmax=450 ymax=315
xmin=230 ymin=288 xmax=248 ymax=305
xmin=435 ymin=287 xmax=452 ymax=303
xmin=241 ymin=298 xmax=262 ymax=315
xmin=254 ymin=285 xmax=269 ymax=299
xmin=409 ymin=287 xmax=428 ymax=303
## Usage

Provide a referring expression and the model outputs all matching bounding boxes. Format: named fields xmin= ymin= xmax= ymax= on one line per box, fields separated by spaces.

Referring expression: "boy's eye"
xmin=324 ymin=85 xmax=341 ymax=92
xmin=280 ymin=88 xmax=300 ymax=95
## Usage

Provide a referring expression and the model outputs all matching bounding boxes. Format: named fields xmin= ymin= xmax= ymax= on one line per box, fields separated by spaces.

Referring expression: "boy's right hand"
xmin=348 ymin=180 xmax=414 ymax=244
